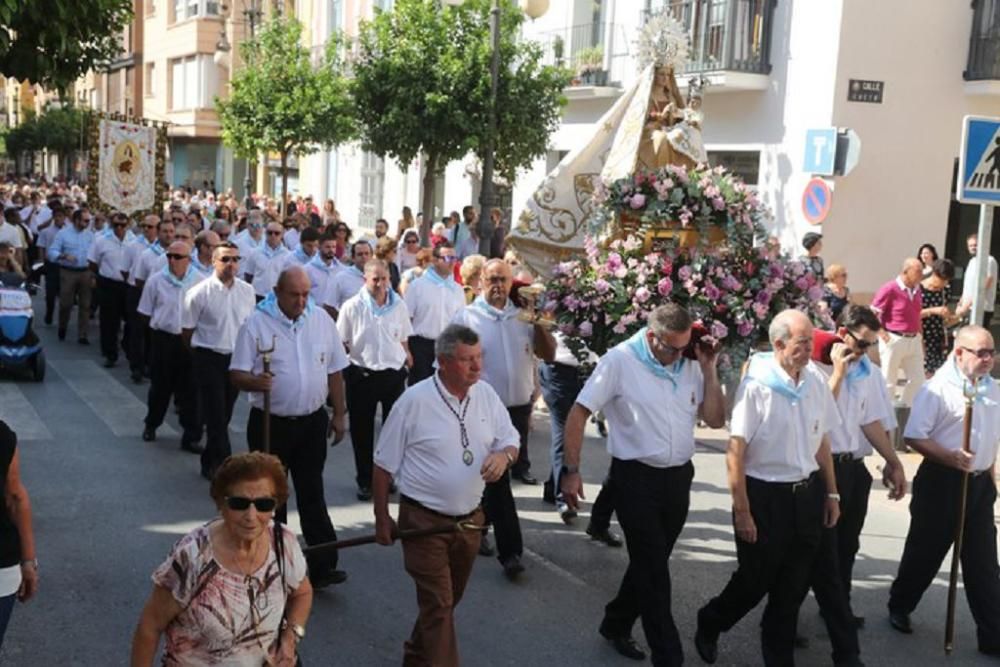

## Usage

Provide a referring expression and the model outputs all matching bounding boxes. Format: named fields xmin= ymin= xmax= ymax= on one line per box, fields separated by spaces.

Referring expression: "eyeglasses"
xmin=961 ymin=346 xmax=996 ymax=360
xmin=112 ymin=222 xmax=128 ymax=228
xmin=439 ymin=255 xmax=458 ymax=263
xmin=224 ymin=496 xmax=278 ymax=512
xmin=218 ymin=255 xmax=242 ymax=263
xmin=267 ymin=230 xmax=282 ymax=236
xmin=845 ymin=331 xmax=874 ymax=351
xmin=143 ymin=224 xmax=157 ymax=229
xmin=652 ymin=335 xmax=685 ymax=356
xmin=166 ymin=253 xmax=189 ymax=261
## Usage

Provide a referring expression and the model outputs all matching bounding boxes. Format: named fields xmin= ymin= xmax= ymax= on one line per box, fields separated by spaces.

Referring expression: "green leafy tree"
xmin=352 ymin=0 xmax=570 ymax=241
xmin=36 ymin=106 xmax=86 ymax=176
xmin=216 ymin=17 xmax=356 ymax=210
xmin=4 ymin=111 xmax=41 ymax=172
xmin=0 ymin=0 xmax=134 ymax=92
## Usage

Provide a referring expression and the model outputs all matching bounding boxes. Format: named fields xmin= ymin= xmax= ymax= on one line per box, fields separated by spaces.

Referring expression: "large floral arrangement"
xmin=544 ymin=164 xmax=832 ymax=377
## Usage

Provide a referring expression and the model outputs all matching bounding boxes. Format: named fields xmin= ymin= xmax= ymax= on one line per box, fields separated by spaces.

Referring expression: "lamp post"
xmin=445 ymin=0 xmax=548 ymax=257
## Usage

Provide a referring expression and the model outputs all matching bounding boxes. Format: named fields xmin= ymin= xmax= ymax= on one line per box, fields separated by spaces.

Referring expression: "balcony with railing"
xmin=966 ymin=0 xmax=1000 ymax=94
xmin=532 ymin=22 xmax=633 ymax=98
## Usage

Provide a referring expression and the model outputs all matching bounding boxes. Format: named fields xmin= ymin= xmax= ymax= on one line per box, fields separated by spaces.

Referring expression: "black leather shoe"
xmin=103 ymin=357 xmax=116 ymax=368
xmin=57 ymin=328 xmax=66 ymax=341
xmin=854 ymin=614 xmax=865 ymax=629
xmin=889 ymin=610 xmax=913 ymax=634
xmin=501 ymin=555 xmax=525 ymax=580
xmin=311 ymin=569 xmax=348 ymax=589
xmin=478 ymin=534 xmax=495 ymax=557
xmin=598 ymin=625 xmax=646 ymax=661
xmin=586 ymin=524 xmax=623 ymax=547
xmin=794 ymin=633 xmax=810 ymax=648
xmin=834 ymin=657 xmax=866 ymax=667
xmin=180 ymin=439 xmax=204 ymax=455
xmin=356 ymin=486 xmax=373 ymax=501
xmin=694 ymin=625 xmax=718 ymax=664
xmin=542 ymin=478 xmax=555 ymax=504
xmin=513 ymin=470 xmax=538 ymax=485
xmin=557 ymin=502 xmax=577 ymax=525
xmin=77 ymin=337 xmax=89 ymax=346
xmin=130 ymin=370 xmax=144 ymax=384
xmin=142 ymin=426 xmax=156 ymax=442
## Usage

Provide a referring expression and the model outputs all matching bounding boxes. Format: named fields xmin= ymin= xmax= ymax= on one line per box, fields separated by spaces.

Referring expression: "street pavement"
xmin=0 ymin=299 xmax=997 ymax=665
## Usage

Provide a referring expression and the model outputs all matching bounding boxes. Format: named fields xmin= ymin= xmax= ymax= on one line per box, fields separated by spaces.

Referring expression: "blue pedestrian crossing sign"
xmin=958 ymin=115 xmax=1000 ymax=205
xmin=803 ymin=127 xmax=837 ymax=176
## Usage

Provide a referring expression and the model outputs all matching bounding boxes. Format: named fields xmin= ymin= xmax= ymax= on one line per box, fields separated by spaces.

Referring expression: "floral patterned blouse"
xmin=153 ymin=521 xmax=307 ymax=666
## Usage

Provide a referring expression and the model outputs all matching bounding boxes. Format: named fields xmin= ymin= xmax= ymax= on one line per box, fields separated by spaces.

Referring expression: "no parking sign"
xmin=802 ymin=178 xmax=832 ymax=225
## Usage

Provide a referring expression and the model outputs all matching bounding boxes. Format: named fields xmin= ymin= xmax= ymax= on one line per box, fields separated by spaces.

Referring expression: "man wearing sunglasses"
xmin=123 ymin=214 xmax=162 ymax=383
xmin=561 ymin=304 xmax=725 ymax=664
xmin=230 ymin=266 xmax=350 ymax=588
xmin=233 ymin=209 xmax=265 ymax=260
xmin=322 ymin=240 xmax=371 ymax=320
xmin=244 ymin=222 xmax=289 ymax=303
xmin=797 ymin=305 xmax=908 ymax=665
xmin=190 ymin=230 xmax=221 ymax=279
xmin=88 ymin=212 xmax=134 ymax=367
xmin=138 ymin=241 xmax=202 ymax=452
xmin=696 ymin=309 xmax=841 ymax=667
xmin=182 ymin=242 xmax=256 ymax=480
xmin=305 ymin=232 xmax=342 ymax=303
xmin=403 ymin=242 xmax=466 ymax=385
xmin=888 ymin=325 xmax=1000 ymax=650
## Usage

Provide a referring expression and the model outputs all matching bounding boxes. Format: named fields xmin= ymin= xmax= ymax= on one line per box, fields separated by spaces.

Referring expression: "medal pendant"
xmin=462 ymin=449 xmax=474 ymax=466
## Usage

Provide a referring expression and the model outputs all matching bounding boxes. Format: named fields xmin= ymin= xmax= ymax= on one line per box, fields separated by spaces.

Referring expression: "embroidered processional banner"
xmin=87 ymin=114 xmax=167 ymax=217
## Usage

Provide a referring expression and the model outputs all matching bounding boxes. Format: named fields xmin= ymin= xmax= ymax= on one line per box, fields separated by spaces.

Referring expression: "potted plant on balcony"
xmin=575 ymin=46 xmax=605 ymax=85
xmin=553 ymin=35 xmax=565 ymax=67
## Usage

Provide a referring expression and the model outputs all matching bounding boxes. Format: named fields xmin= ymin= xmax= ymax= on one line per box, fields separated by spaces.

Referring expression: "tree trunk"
xmin=420 ymin=152 xmax=437 ymax=246
xmin=280 ymin=150 xmax=289 ymax=217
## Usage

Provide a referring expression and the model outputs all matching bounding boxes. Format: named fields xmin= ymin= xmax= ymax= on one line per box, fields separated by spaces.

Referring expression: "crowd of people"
xmin=3 ymin=178 xmax=1000 ymax=665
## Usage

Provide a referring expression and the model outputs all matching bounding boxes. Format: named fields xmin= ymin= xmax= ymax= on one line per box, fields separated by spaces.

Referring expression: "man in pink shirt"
xmin=871 ymin=258 xmax=925 ymax=406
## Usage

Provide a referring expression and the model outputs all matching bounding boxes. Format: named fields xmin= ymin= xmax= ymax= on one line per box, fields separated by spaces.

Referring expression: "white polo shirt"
xmin=245 ymin=244 xmax=291 ymax=297
xmin=37 ymin=222 xmax=62 ymax=252
xmin=323 ymin=266 xmax=366 ymax=311
xmin=904 ymin=357 xmax=1000 ymax=472
xmin=133 ymin=244 xmax=167 ymax=285
xmin=305 ymin=256 xmax=342 ymax=302
xmin=124 ymin=237 xmax=155 ymax=285
xmin=87 ymin=232 xmax=131 ymax=281
xmin=451 ymin=298 xmax=536 ymax=407
xmin=230 ymin=304 xmax=349 ymax=417
xmin=21 ymin=204 xmax=51 ymax=235
xmin=374 ymin=375 xmax=520 ymax=515
xmin=138 ymin=268 xmax=200 ymax=335
xmin=234 ymin=231 xmax=264 ymax=261
xmin=336 ymin=291 xmax=412 ymax=371
xmin=182 ymin=274 xmax=256 ymax=354
xmin=731 ymin=354 xmax=841 ymax=482
xmin=577 ymin=343 xmax=704 ymax=468
xmin=815 ymin=360 xmax=891 ymax=457
xmin=403 ymin=270 xmax=467 ymax=340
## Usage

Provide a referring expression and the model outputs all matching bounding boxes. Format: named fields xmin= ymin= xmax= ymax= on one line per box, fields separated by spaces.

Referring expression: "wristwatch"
xmin=282 ymin=619 xmax=306 ymax=642
xmin=561 ymin=464 xmax=579 ymax=475
xmin=20 ymin=558 xmax=38 ymax=571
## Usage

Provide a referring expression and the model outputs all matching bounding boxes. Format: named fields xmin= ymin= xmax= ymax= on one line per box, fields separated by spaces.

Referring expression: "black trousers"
xmin=482 ymin=404 xmax=528 ymax=563
xmin=43 ymin=261 xmax=59 ymax=320
xmin=699 ymin=474 xmax=825 ymax=667
xmin=345 ymin=364 xmax=407 ymax=489
xmin=192 ymin=348 xmax=239 ymax=474
xmin=508 ymin=402 xmax=532 ymax=474
xmin=831 ymin=457 xmax=872 ymax=605
xmin=126 ymin=285 xmax=149 ymax=375
xmin=247 ymin=406 xmax=340 ymax=573
xmin=144 ymin=330 xmax=200 ymax=441
xmin=889 ymin=460 xmax=1000 ymax=652
xmin=97 ymin=276 xmax=128 ymax=362
xmin=408 ymin=335 xmax=436 ymax=386
xmin=589 ymin=469 xmax=617 ymax=531
xmin=602 ymin=458 xmax=694 ymax=667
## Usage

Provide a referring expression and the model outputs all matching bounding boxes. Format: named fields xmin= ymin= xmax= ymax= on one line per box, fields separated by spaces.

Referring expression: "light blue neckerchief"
xmin=940 ymin=355 xmax=994 ymax=404
xmin=424 ymin=267 xmax=455 ymax=287
xmin=138 ymin=236 xmax=154 ymax=249
xmin=472 ymin=295 xmax=519 ymax=321
xmin=262 ymin=243 xmax=285 ymax=259
xmin=624 ymin=327 xmax=684 ymax=388
xmin=347 ymin=264 xmax=364 ymax=279
xmin=746 ymin=352 xmax=809 ymax=405
xmin=191 ymin=255 xmax=212 ymax=275
xmin=149 ymin=241 xmax=165 ymax=256
xmin=846 ymin=355 xmax=872 ymax=386
xmin=361 ymin=288 xmax=402 ymax=317
xmin=309 ymin=254 xmax=336 ymax=274
xmin=161 ymin=265 xmax=198 ymax=289
xmin=255 ymin=291 xmax=315 ymax=333
xmin=293 ymin=246 xmax=312 ymax=264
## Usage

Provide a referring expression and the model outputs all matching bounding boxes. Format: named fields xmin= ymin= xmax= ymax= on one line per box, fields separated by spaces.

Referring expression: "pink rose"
xmin=634 ymin=286 xmax=651 ymax=303
xmin=630 ymin=193 xmax=647 ymax=209
xmin=657 ymin=277 xmax=673 ymax=296
xmin=578 ymin=321 xmax=593 ymax=337
xmin=710 ymin=321 xmax=729 ymax=339
xmin=738 ymin=320 xmax=754 ymax=337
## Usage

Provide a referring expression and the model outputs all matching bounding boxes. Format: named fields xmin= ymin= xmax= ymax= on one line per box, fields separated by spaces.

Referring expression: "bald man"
xmin=696 ymin=310 xmax=843 ymax=666
xmin=872 ymin=258 xmax=925 ymax=407
xmin=888 ymin=326 xmax=1000 ymax=649
xmin=138 ymin=241 xmax=203 ymax=450
xmin=230 ymin=266 xmax=350 ymax=588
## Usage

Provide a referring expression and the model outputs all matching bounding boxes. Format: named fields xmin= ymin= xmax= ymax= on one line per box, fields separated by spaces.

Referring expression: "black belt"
xmin=352 ymin=365 xmax=405 ymax=376
xmin=832 ymin=452 xmax=863 ymax=463
xmin=193 ymin=347 xmax=232 ymax=357
xmin=887 ymin=330 xmax=919 ymax=338
xmin=755 ymin=471 xmax=818 ymax=492
xmin=251 ymin=406 xmax=325 ymax=421
xmin=60 ymin=266 xmax=87 ymax=272
xmin=401 ymin=495 xmax=479 ymax=522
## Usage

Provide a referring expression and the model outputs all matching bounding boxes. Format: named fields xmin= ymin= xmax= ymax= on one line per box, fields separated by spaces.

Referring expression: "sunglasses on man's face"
xmin=224 ymin=496 xmax=277 ymax=512
xmin=267 ymin=230 xmax=282 ymax=236
xmin=218 ymin=255 xmax=242 ymax=264
xmin=166 ymin=253 xmax=189 ymax=261
xmin=845 ymin=331 xmax=875 ymax=352
xmin=112 ymin=222 xmax=128 ymax=228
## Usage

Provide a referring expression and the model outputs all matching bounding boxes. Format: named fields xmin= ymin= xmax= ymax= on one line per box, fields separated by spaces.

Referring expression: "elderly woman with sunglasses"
xmin=131 ymin=452 xmax=312 ymax=666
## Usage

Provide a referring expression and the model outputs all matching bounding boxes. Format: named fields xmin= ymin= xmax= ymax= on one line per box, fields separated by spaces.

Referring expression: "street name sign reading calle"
xmin=847 ymin=79 xmax=884 ymax=104
xmin=958 ymin=115 xmax=1000 ymax=205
